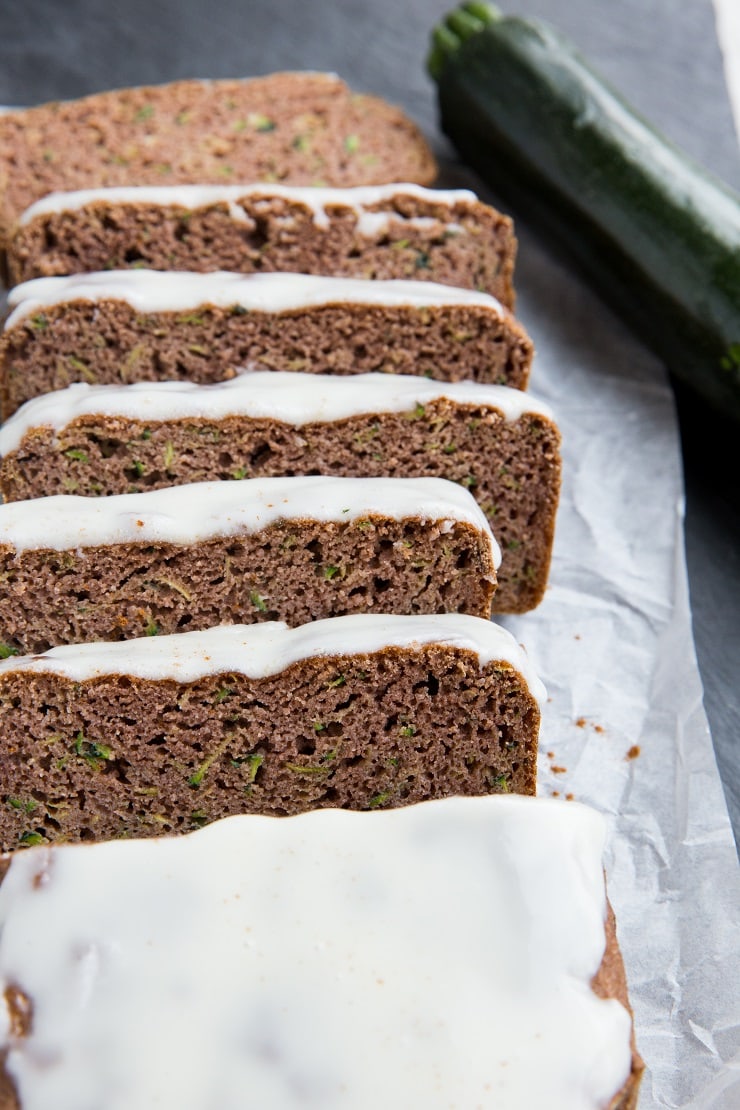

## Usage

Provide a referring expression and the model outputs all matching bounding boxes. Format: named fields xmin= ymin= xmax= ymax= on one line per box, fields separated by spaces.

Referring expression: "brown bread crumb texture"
xmin=0 ymin=73 xmax=437 ymax=250
xmin=0 ymin=644 xmax=539 ymax=849
xmin=0 ymin=296 xmax=531 ymax=418
xmin=0 ymin=401 xmax=561 ymax=614
xmin=0 ymin=517 xmax=496 ymax=655
xmin=595 ymin=901 xmax=646 ymax=1110
xmin=6 ymin=191 xmax=516 ymax=306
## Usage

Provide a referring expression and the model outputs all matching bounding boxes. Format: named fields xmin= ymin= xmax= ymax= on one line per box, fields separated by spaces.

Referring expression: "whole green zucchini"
xmin=428 ymin=2 xmax=740 ymax=421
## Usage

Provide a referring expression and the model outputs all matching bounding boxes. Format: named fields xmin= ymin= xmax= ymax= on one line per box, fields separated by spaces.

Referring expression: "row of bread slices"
xmin=0 ymin=199 xmax=562 ymax=617
xmin=0 ymin=192 xmax=562 ymax=813
xmin=0 ymin=73 xmax=641 ymax=1110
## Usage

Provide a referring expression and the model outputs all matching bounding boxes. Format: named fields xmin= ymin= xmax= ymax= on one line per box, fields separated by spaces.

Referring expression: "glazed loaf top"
xmin=0 ymin=796 xmax=634 ymax=1109
xmin=0 ymin=371 xmax=554 ymax=455
xmin=4 ymin=268 xmax=505 ymax=330
xmin=0 ymin=475 xmax=499 ymax=561
xmin=0 ymin=613 xmax=544 ymax=702
xmin=16 ymin=181 xmax=473 ymax=230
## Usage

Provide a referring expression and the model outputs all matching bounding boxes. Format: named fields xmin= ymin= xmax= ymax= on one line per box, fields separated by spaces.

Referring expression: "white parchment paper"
xmin=498 ymin=221 xmax=740 ymax=1108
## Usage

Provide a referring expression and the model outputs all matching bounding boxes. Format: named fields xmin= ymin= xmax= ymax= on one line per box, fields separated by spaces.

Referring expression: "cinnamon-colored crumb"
xmin=3 ymin=986 xmax=32 ymax=1038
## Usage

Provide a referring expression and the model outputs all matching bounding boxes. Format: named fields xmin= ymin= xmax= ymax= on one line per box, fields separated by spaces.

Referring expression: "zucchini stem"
xmin=428 ymin=2 xmax=500 ymax=79
xmin=427 ymin=25 xmax=462 ymax=80
xmin=461 ymin=2 xmax=501 ymax=26
xmin=446 ymin=8 xmax=487 ymax=40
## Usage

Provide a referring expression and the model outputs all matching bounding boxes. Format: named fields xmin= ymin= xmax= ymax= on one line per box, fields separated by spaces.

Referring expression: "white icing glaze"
xmin=0 ymin=796 xmax=633 ymax=1110
xmin=17 ymin=182 xmax=477 ymax=230
xmin=5 ymin=270 xmax=505 ymax=330
xmin=0 ymin=614 xmax=545 ymax=704
xmin=0 ymin=475 xmax=501 ymax=567
xmin=0 ymin=372 xmax=554 ymax=457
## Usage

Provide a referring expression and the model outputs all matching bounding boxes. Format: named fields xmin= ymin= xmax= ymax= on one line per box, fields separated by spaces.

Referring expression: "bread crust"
xmin=595 ymin=899 xmax=645 ymax=1109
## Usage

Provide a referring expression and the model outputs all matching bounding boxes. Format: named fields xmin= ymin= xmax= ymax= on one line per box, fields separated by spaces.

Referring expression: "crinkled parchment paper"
xmin=495 ymin=215 xmax=740 ymax=1107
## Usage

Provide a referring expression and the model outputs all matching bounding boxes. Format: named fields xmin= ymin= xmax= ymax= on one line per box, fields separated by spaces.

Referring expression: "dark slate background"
xmin=0 ymin=0 xmax=738 ymax=844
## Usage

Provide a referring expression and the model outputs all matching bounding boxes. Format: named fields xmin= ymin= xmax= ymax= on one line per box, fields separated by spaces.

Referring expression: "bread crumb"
xmin=626 ymin=745 xmax=641 ymax=761
xmin=551 ymin=790 xmax=560 ymax=797
xmin=565 ymin=793 xmax=575 ymax=801
xmin=3 ymin=985 xmax=32 ymax=1038
xmin=546 ymin=751 xmax=555 ymax=759
xmin=551 ymin=765 xmax=567 ymax=774
xmin=575 ymin=716 xmax=606 ymax=734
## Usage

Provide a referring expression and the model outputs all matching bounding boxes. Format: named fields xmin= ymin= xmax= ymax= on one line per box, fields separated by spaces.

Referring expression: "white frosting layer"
xmin=0 ymin=475 xmax=501 ymax=567
xmin=18 ymin=182 xmax=477 ymax=230
xmin=0 ymin=372 xmax=554 ymax=456
xmin=0 ymin=614 xmax=545 ymax=704
xmin=5 ymin=270 xmax=505 ymax=330
xmin=0 ymin=797 xmax=633 ymax=1110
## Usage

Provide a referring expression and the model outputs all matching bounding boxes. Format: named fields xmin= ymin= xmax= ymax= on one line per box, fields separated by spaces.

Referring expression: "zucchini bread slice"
xmin=0 ymin=614 xmax=543 ymax=847
xmin=6 ymin=182 xmax=516 ymax=306
xmin=0 ymin=475 xmax=499 ymax=654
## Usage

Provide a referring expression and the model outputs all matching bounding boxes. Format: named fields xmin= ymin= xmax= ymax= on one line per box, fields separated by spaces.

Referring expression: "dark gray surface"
xmin=0 ymin=0 xmax=737 ymax=842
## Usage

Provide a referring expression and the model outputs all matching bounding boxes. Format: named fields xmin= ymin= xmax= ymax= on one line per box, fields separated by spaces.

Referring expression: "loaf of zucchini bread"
xmin=5 ymin=182 xmax=517 ymax=305
xmin=0 ymin=797 xmax=643 ymax=1109
xmin=0 ymin=614 xmax=543 ymax=847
